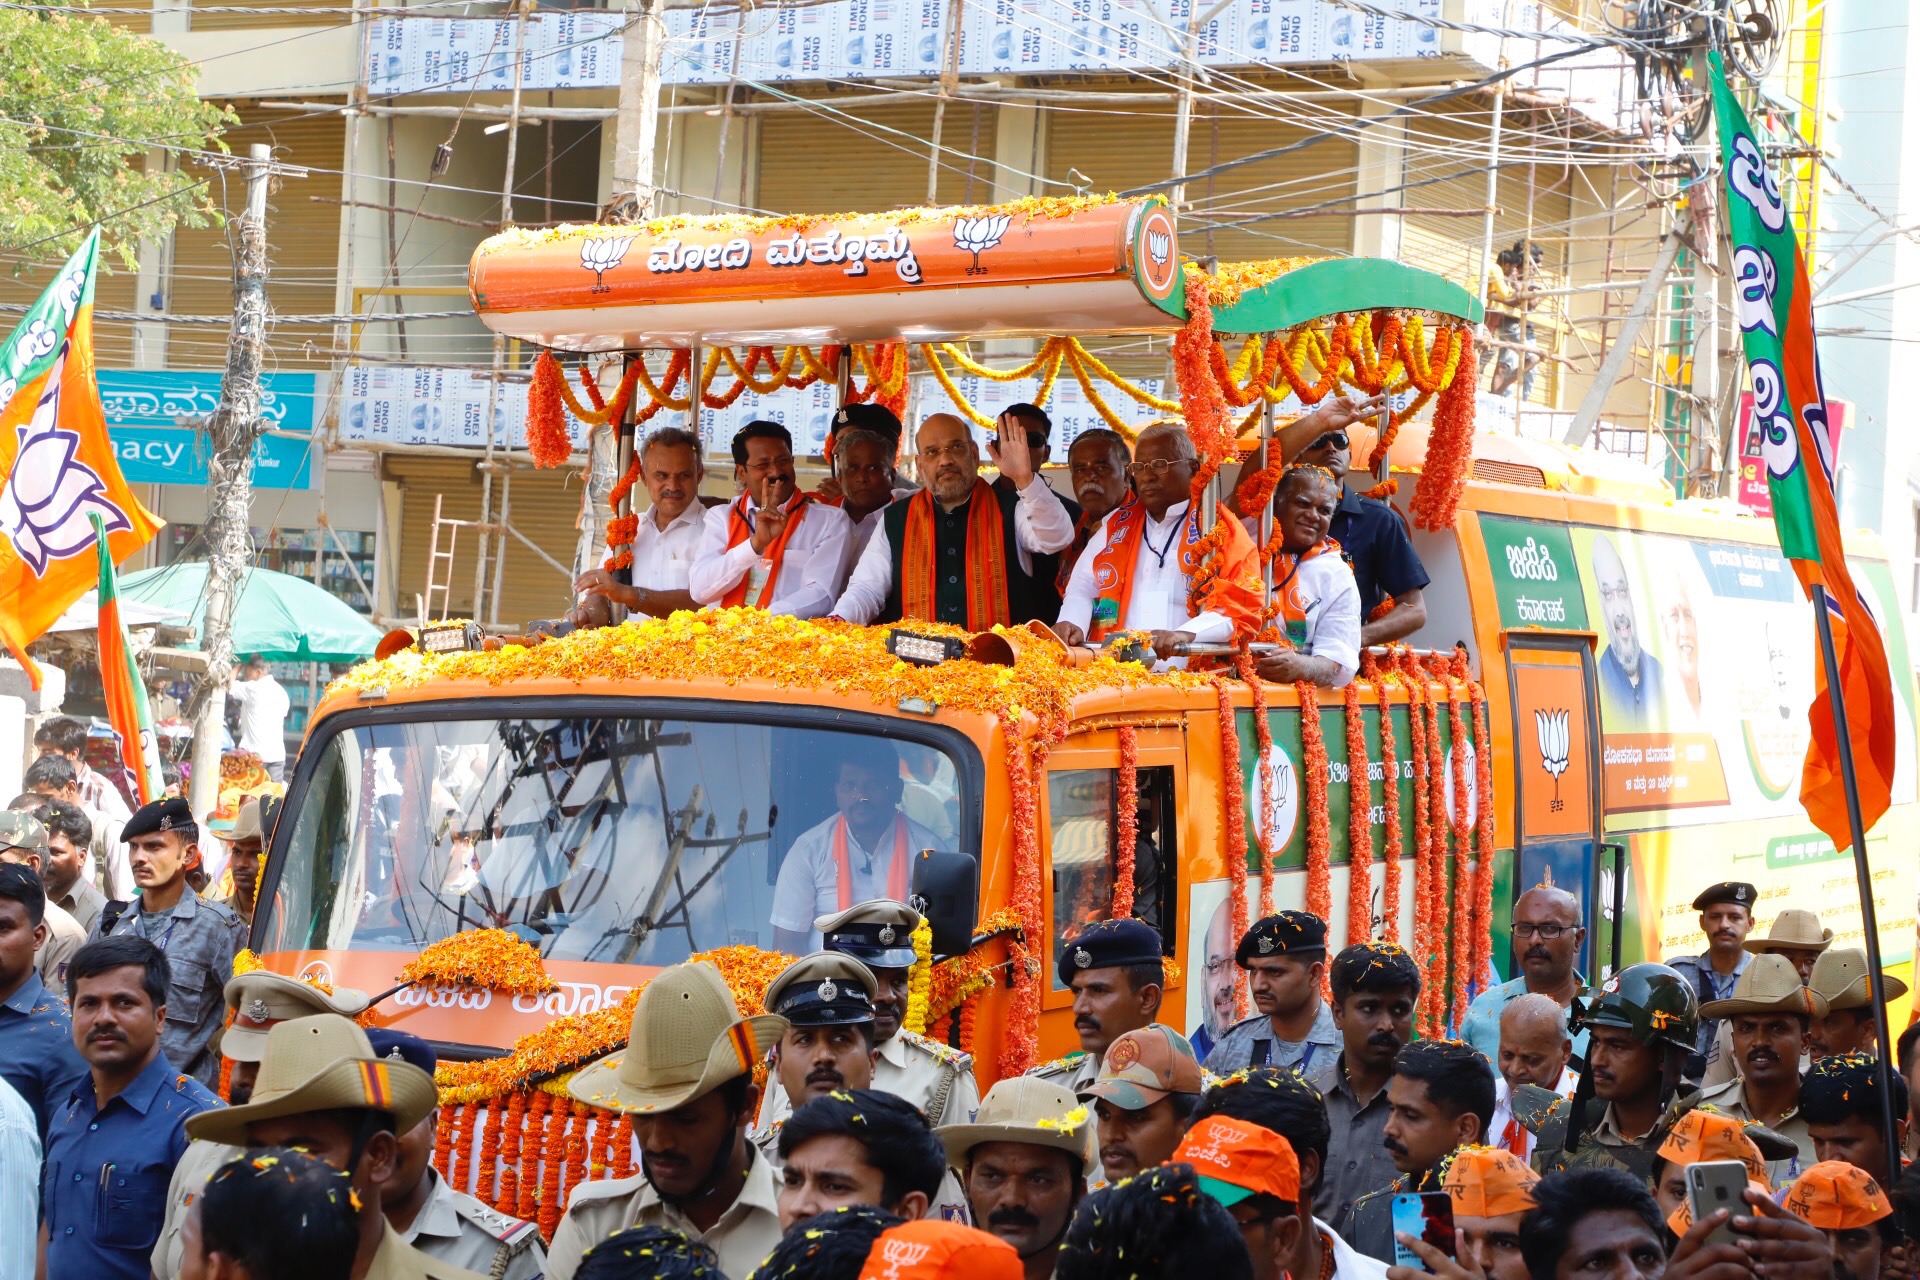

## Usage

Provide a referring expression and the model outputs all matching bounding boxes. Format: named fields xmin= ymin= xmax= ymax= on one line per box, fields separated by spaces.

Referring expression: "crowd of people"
xmin=568 ymin=393 xmax=1431 ymax=684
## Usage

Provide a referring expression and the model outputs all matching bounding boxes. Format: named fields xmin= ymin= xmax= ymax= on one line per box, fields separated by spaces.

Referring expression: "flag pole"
xmin=1810 ymin=582 xmax=1903 ymax=1169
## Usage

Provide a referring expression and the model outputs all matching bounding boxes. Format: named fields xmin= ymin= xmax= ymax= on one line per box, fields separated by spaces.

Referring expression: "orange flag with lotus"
xmin=0 ymin=229 xmax=164 ymax=687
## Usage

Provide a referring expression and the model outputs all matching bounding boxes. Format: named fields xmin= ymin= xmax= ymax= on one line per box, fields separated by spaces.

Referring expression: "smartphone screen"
xmin=1392 ymin=1192 xmax=1458 ymax=1272
xmin=1685 ymin=1160 xmax=1749 ymax=1246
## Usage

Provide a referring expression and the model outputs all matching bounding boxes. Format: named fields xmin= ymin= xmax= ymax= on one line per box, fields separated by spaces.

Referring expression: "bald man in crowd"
xmin=1460 ymin=883 xmax=1589 ymax=1065
xmin=1485 ymin=994 xmax=1578 ymax=1162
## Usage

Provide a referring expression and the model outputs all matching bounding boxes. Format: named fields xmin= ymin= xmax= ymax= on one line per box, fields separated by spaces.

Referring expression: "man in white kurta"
xmin=689 ymin=421 xmax=852 ymax=618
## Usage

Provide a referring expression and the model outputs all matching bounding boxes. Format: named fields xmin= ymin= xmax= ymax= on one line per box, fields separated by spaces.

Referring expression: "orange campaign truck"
xmin=246 ymin=194 xmax=1918 ymax=1219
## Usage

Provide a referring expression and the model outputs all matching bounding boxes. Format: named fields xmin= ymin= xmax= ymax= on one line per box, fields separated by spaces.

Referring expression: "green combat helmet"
xmin=1512 ymin=963 xmax=1702 ymax=1179
xmin=0 ymin=810 xmax=49 ymax=857
xmin=1575 ymin=962 xmax=1700 ymax=1055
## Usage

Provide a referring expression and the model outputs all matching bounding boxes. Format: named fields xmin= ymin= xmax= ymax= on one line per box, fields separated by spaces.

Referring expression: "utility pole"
xmin=188 ymin=143 xmax=274 ymax=822
xmin=611 ymin=0 xmax=665 ymax=218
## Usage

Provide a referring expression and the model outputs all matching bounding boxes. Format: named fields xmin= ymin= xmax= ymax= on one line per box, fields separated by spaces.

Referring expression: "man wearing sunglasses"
xmin=1227 ymin=394 xmax=1431 ymax=647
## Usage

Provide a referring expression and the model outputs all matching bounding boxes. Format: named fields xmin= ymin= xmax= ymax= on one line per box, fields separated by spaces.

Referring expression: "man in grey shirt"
xmin=1205 ymin=910 xmax=1339 ymax=1077
xmin=1305 ymin=941 xmax=1421 ymax=1240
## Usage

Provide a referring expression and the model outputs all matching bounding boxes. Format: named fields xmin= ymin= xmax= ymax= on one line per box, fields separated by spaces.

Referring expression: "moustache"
xmin=1099 ymin=1145 xmax=1135 ymax=1167
xmin=1367 ymin=1032 xmax=1404 ymax=1052
xmin=989 ymin=1208 xmax=1040 ymax=1230
xmin=1525 ymin=948 xmax=1552 ymax=962
xmin=1074 ymin=1019 xmax=1100 ymax=1033
xmin=1382 ymin=1136 xmax=1410 ymax=1157
xmin=1744 ymin=1047 xmax=1779 ymax=1064
xmin=88 ymin=1029 xmax=126 ymax=1043
xmin=806 ymin=1068 xmax=845 ymax=1087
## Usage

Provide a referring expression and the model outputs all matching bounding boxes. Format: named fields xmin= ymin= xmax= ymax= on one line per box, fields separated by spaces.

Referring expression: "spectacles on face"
xmin=744 ymin=455 xmax=794 ymax=475
xmin=1125 ymin=458 xmax=1191 ymax=478
xmin=1309 ymin=431 xmax=1350 ymax=451
xmin=919 ymin=441 xmax=972 ymax=462
xmin=1510 ymin=922 xmax=1572 ymax=940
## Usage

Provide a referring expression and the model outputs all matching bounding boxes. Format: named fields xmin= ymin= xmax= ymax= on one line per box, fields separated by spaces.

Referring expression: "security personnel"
xmin=754 ymin=899 xmax=978 ymax=1136
xmin=1028 ymin=918 xmax=1167 ymax=1097
xmin=1203 ymin=910 xmax=1338 ymax=1076
xmin=1513 ymin=962 xmax=1710 ymax=1179
xmin=151 ymin=968 xmax=373 ymax=1280
xmin=1666 ymin=880 xmax=1757 ymax=1079
xmin=0 ymin=809 xmax=88 ymax=987
xmin=754 ymin=951 xmax=885 ymax=1164
xmin=97 ymin=796 xmax=246 ymax=1085
xmin=369 ymin=1029 xmax=546 ymax=1280
xmin=184 ymin=1013 xmax=482 ymax=1279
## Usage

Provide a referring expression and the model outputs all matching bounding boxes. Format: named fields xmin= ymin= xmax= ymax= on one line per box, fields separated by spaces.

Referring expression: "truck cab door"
xmin=1503 ymin=631 xmax=1609 ymax=978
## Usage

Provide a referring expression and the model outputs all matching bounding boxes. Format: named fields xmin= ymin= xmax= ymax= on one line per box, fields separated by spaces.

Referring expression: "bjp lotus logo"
xmin=0 ymin=339 xmax=129 ymax=577
xmin=1535 ymin=708 xmax=1570 ymax=811
xmin=1147 ymin=227 xmax=1171 ymax=270
xmin=873 ymin=1239 xmax=931 ymax=1279
xmin=953 ymin=213 xmax=1011 ymax=275
xmin=579 ymin=236 xmax=634 ymax=292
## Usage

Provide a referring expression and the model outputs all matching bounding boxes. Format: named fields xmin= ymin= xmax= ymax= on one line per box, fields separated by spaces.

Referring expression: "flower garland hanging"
xmin=1000 ymin=725 xmax=1046 ymax=1076
xmin=1376 ymin=666 xmax=1405 ymax=944
xmin=611 ymin=1114 xmax=636 ymax=1178
xmin=564 ymin=1105 xmax=590 ymax=1218
xmin=1410 ymin=337 xmax=1479 ymax=531
xmin=1113 ymin=724 xmax=1140 ymax=919
xmin=1344 ymin=677 xmax=1373 ymax=946
xmin=904 ymin=916 xmax=934 ymax=1035
xmin=432 ymin=1096 xmax=456 ymax=1177
xmin=538 ymin=1097 xmax=568 ymax=1240
xmin=1400 ymin=654 xmax=1439 ymax=1039
xmin=496 ymin=1091 xmax=527 ymax=1216
xmin=1171 ymin=272 xmax=1237 ymax=467
xmin=517 ymin=1091 xmax=547 ymax=1221
xmin=1444 ymin=674 xmax=1474 ymax=1032
xmin=1236 ymin=651 xmax=1280 ymax=915
xmin=1212 ymin=678 xmax=1253 ymax=1020
xmin=957 ymin=993 xmax=980 ymax=1056
xmin=1469 ymin=674 xmax=1498 ymax=994
xmin=526 ymin=350 xmax=573 ymax=468
xmin=1419 ymin=658 xmax=1451 ymax=1038
xmin=397 ymin=928 xmax=559 ymax=995
xmin=449 ymin=1102 xmax=474 ymax=1192
xmin=1297 ymin=679 xmax=1333 ymax=925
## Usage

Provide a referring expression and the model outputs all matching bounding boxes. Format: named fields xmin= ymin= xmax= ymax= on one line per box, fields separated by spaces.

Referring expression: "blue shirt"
xmin=0 ymin=972 xmax=89 ymax=1142
xmin=1597 ymin=645 xmax=1666 ymax=731
xmin=1458 ymin=975 xmax=1589 ymax=1065
xmin=42 ymin=1050 xmax=222 ymax=1280
xmin=1330 ymin=489 xmax=1431 ymax=618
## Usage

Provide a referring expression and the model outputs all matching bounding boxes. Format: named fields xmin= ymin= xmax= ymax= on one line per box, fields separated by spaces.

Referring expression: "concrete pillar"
xmin=991 ymin=100 xmax=1046 ymax=201
xmin=1350 ymin=96 xmax=1407 ymax=260
xmin=658 ymin=91 xmax=753 ymax=215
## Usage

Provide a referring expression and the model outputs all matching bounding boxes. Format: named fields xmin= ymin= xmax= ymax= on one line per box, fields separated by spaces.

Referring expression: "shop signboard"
xmin=97 ymin=370 xmax=319 ymax=491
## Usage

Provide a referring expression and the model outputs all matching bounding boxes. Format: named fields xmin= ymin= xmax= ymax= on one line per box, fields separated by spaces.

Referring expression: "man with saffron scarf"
xmin=1053 ymin=424 xmax=1264 ymax=666
xmin=1250 ymin=466 xmax=1362 ymax=687
xmin=831 ymin=413 xmax=1074 ymax=628
xmin=690 ymin=420 xmax=853 ymax=618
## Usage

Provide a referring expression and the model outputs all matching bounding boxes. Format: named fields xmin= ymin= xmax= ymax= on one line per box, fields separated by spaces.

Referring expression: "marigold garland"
xmin=1445 ymin=675 xmax=1473 ymax=1033
xmin=1401 ymin=657 xmax=1439 ymax=1038
xmin=1418 ymin=658 xmax=1451 ymax=1038
xmin=1344 ymin=678 xmax=1373 ymax=946
xmin=1001 ymin=727 xmax=1046 ymax=1076
xmin=904 ymin=916 xmax=934 ymax=1035
xmin=1470 ymin=675 xmax=1498 ymax=995
xmin=1375 ymin=666 xmax=1405 ymax=944
xmin=612 ymin=1114 xmax=636 ymax=1179
xmin=233 ymin=947 xmax=263 ymax=976
xmin=1212 ymin=678 xmax=1253 ymax=1021
xmin=449 ymin=1101 xmax=473 ymax=1192
xmin=958 ymin=993 xmax=981 ymax=1056
xmin=433 ymin=1095 xmax=456 ymax=1178
xmin=397 ymin=928 xmax=559 ymax=996
xmin=527 ymin=350 xmax=573 ymax=468
xmin=517 ymin=1091 xmax=547 ymax=1220
xmin=475 ymin=1099 xmax=504 ymax=1204
xmin=1235 ymin=651 xmax=1279 ymax=915
xmin=1113 ymin=724 xmax=1140 ymax=919
xmin=497 ymin=1091 xmax=527 ymax=1215
xmin=1297 ymin=681 xmax=1333 ymax=946
xmin=564 ymin=1104 xmax=590 ymax=1219
xmin=592 ymin=1104 xmax=618 ymax=1178
xmin=538 ymin=1096 xmax=568 ymax=1240
xmin=1410 ymin=337 xmax=1479 ymax=531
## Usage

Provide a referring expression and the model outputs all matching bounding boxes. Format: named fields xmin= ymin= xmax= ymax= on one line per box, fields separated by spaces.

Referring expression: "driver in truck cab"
xmin=770 ymin=741 xmax=943 ymax=956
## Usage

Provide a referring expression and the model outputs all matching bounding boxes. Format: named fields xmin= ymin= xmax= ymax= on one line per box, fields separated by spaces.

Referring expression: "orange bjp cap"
xmin=856 ymin=1219 xmax=1024 ymax=1280
xmin=1443 ymin=1146 xmax=1541 ymax=1218
xmin=1174 ymin=1114 xmax=1303 ymax=1207
xmin=1783 ymin=1162 xmax=1893 ymax=1231
xmin=1657 ymin=1109 xmax=1769 ymax=1184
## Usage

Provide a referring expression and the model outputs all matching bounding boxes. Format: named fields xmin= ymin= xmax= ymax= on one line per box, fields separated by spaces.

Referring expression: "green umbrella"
xmin=119 ymin=561 xmax=383 ymax=664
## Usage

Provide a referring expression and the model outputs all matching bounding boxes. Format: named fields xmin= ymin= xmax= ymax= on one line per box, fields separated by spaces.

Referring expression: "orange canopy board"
xmin=467 ymin=198 xmax=1183 ymax=350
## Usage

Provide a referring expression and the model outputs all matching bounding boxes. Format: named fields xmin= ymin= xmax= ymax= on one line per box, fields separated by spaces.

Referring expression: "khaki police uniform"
xmin=400 ymin=1169 xmax=545 ymax=1280
xmin=755 ymin=1026 xmax=979 ymax=1136
xmin=366 ymin=1221 xmax=487 ymax=1280
xmin=545 ymin=1149 xmax=786 ymax=1280
xmin=35 ymin=898 xmax=87 ymax=988
xmin=151 ymin=1138 xmax=246 ymax=1279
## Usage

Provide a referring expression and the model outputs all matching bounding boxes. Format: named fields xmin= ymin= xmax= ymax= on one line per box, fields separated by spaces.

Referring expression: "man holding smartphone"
xmin=1344 ymin=1040 xmax=1496 ymax=1263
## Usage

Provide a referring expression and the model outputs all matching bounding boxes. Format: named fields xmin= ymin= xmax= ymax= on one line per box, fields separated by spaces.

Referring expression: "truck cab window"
xmin=1046 ymin=764 xmax=1175 ymax=990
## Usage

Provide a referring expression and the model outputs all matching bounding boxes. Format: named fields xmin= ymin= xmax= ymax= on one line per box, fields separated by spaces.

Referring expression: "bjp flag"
xmin=0 ymin=229 xmax=164 ymax=688
xmin=1711 ymin=54 xmax=1897 ymax=851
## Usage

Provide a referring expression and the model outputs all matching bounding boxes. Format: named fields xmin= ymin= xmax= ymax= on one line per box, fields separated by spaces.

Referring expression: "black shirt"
xmin=1330 ymin=488 xmax=1430 ymax=618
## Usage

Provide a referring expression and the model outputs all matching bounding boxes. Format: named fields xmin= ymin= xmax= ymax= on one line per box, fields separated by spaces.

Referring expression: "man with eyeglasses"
xmin=831 ymin=412 xmax=1074 ymax=629
xmin=1459 ymin=883 xmax=1589 ymax=1066
xmin=1227 ymin=393 xmax=1431 ymax=646
xmin=1053 ymin=424 xmax=1262 ymax=666
xmin=690 ymin=420 xmax=854 ymax=618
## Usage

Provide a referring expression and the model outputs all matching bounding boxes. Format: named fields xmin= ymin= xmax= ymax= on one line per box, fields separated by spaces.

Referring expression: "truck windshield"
xmin=254 ymin=706 xmax=973 ymax=966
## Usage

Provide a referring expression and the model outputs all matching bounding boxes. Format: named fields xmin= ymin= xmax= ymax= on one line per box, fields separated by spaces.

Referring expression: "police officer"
xmin=1028 ymin=918 xmax=1167 ymax=1097
xmin=0 ymin=809 xmax=88 ymax=987
xmin=1203 ymin=910 xmax=1338 ymax=1077
xmin=754 ymin=951 xmax=886 ymax=1164
xmin=151 ymin=968 xmax=373 ymax=1280
xmin=369 ymin=1029 xmax=546 ymax=1280
xmin=1513 ymin=962 xmax=1704 ymax=1179
xmin=1666 ymin=880 xmax=1757 ymax=1079
xmin=759 ymin=899 xmax=979 ymax=1133
xmin=184 ymin=1013 xmax=481 ymax=1278
xmin=96 ymin=797 xmax=246 ymax=1086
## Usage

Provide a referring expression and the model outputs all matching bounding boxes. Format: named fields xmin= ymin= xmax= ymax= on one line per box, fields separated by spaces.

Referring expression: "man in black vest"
xmin=832 ymin=412 xmax=1074 ymax=629
xmin=990 ymin=404 xmax=1081 ymax=625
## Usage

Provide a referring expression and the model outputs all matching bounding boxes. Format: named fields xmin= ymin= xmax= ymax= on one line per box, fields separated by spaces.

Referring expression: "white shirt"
xmin=689 ymin=497 xmax=853 ymax=619
xmin=1488 ymin=1067 xmax=1578 ymax=1163
xmin=769 ymin=808 xmax=944 ymax=942
xmin=1321 ymin=1214 xmax=1391 ymax=1280
xmin=227 ymin=674 xmax=290 ymax=763
xmin=1276 ymin=549 xmax=1364 ymax=685
xmin=1056 ymin=500 xmax=1233 ymax=660
xmin=629 ymin=501 xmax=708 ymax=595
xmin=0 ymin=1075 xmax=38 ymax=1280
xmin=844 ymin=487 xmax=916 ymax=564
xmin=832 ymin=478 xmax=1075 ymax=624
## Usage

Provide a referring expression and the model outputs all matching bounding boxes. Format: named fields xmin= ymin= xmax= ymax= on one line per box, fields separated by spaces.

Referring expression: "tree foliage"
xmin=1 ymin=2 xmax=236 ymax=270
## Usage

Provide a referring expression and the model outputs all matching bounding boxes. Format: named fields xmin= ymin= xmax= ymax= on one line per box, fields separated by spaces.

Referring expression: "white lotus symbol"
xmin=0 ymin=338 xmax=130 ymax=577
xmin=1535 ymin=708 xmax=1570 ymax=811
xmin=1147 ymin=229 xmax=1171 ymax=267
xmin=953 ymin=214 xmax=1012 ymax=274
xmin=580 ymin=236 xmax=634 ymax=292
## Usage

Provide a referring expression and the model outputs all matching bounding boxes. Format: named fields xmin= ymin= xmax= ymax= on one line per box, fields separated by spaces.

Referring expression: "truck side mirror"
xmin=911 ymin=849 xmax=978 ymax=959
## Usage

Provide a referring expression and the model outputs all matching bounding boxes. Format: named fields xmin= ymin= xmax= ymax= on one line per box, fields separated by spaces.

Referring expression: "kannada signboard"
xmin=97 ymin=370 xmax=318 ymax=491
xmin=1478 ymin=515 xmax=1589 ymax=631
